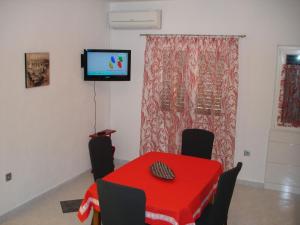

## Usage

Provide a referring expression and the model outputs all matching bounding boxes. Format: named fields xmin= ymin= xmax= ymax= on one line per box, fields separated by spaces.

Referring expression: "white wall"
xmin=0 ymin=0 xmax=110 ymax=216
xmin=109 ymin=0 xmax=300 ymax=183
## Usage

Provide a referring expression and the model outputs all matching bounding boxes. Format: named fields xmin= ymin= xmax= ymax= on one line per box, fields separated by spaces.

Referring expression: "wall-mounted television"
xmin=82 ymin=49 xmax=131 ymax=81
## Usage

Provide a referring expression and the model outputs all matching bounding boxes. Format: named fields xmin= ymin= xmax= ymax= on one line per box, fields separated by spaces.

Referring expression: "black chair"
xmin=181 ymin=128 xmax=214 ymax=159
xmin=88 ymin=136 xmax=114 ymax=181
xmin=196 ymin=162 xmax=243 ymax=225
xmin=97 ymin=179 xmax=146 ymax=225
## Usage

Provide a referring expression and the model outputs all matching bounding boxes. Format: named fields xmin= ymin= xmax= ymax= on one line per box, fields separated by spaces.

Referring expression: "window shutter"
xmin=196 ymin=52 xmax=223 ymax=115
xmin=175 ymin=51 xmax=186 ymax=112
xmin=161 ymin=51 xmax=171 ymax=111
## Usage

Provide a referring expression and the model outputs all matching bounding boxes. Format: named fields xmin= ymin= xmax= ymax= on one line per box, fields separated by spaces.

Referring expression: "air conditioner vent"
xmin=109 ymin=10 xmax=162 ymax=29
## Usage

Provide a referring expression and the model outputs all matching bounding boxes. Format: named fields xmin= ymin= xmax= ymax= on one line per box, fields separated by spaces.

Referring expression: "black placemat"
xmin=60 ymin=199 xmax=83 ymax=213
xmin=150 ymin=161 xmax=175 ymax=180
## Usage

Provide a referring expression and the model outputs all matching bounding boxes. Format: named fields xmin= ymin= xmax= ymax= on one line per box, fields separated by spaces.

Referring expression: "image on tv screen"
xmin=87 ymin=52 xmax=129 ymax=76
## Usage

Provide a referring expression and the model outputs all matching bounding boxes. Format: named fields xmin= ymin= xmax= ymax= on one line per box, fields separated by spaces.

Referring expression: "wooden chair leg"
xmin=91 ymin=211 xmax=100 ymax=225
xmin=99 ymin=212 xmax=101 ymax=225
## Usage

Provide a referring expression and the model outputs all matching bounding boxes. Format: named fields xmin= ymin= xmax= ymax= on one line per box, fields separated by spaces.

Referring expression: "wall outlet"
xmin=5 ymin=172 xmax=12 ymax=182
xmin=244 ymin=150 xmax=251 ymax=157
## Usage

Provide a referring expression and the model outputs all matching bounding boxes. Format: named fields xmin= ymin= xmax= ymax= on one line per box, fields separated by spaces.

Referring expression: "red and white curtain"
xmin=140 ymin=36 xmax=239 ymax=170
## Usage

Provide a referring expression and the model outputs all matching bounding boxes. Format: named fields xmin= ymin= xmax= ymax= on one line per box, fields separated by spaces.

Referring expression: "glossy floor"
xmin=1 ymin=172 xmax=299 ymax=225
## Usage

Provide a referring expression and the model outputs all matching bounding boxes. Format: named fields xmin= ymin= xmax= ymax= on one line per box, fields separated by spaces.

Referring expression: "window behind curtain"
xmin=140 ymin=36 xmax=240 ymax=171
xmin=277 ymin=55 xmax=300 ymax=128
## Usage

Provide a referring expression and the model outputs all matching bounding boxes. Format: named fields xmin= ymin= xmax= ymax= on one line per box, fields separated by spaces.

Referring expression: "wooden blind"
xmin=161 ymin=50 xmax=172 ymax=111
xmin=161 ymin=50 xmax=224 ymax=115
xmin=175 ymin=51 xmax=186 ymax=112
xmin=161 ymin=50 xmax=186 ymax=112
xmin=196 ymin=52 xmax=223 ymax=115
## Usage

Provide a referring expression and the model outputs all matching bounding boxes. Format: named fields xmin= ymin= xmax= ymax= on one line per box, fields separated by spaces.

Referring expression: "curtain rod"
xmin=140 ymin=34 xmax=246 ymax=38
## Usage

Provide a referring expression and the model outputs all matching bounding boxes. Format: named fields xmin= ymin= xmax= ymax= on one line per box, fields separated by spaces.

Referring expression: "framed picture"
xmin=25 ymin=52 xmax=50 ymax=88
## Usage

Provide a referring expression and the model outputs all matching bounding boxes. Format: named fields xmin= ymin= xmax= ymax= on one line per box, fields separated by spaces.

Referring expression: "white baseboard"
xmin=0 ymin=169 xmax=91 ymax=223
xmin=237 ymin=179 xmax=264 ymax=189
xmin=0 ymin=160 xmax=128 ymax=222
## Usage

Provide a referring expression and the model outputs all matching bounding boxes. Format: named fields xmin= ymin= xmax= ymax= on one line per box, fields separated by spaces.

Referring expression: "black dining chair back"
xmin=97 ymin=179 xmax=146 ymax=225
xmin=88 ymin=136 xmax=114 ymax=181
xmin=181 ymin=128 xmax=214 ymax=159
xmin=196 ymin=162 xmax=243 ymax=225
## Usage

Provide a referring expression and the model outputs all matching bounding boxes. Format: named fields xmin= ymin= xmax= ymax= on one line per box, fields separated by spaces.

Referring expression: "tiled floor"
xmin=1 ymin=171 xmax=299 ymax=225
xmin=229 ymin=184 xmax=300 ymax=225
xmin=0 ymin=171 xmax=94 ymax=225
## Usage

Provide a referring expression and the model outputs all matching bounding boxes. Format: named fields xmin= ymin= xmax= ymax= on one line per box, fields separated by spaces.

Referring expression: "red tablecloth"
xmin=78 ymin=152 xmax=222 ymax=225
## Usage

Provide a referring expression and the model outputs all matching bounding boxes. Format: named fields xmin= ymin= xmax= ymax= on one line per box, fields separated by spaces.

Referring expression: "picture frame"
xmin=25 ymin=52 xmax=50 ymax=88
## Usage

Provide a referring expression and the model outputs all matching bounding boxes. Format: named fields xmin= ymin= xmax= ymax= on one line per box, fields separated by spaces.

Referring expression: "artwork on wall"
xmin=25 ymin=52 xmax=49 ymax=88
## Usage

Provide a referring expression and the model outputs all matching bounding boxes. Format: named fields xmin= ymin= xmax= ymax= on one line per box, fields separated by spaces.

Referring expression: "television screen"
xmin=83 ymin=49 xmax=131 ymax=81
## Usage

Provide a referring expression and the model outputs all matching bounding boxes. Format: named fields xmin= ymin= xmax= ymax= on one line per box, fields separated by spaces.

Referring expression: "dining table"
xmin=77 ymin=151 xmax=222 ymax=225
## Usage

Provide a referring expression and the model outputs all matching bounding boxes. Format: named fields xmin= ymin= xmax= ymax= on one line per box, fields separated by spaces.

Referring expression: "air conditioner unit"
xmin=109 ymin=10 xmax=162 ymax=29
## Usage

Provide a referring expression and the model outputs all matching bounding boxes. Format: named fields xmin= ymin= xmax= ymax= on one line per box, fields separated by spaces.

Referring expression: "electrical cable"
xmin=93 ymin=81 xmax=97 ymax=134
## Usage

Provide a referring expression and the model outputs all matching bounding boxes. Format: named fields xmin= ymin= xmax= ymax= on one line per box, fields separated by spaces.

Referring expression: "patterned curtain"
xmin=140 ymin=36 xmax=239 ymax=170
xmin=277 ymin=64 xmax=300 ymax=127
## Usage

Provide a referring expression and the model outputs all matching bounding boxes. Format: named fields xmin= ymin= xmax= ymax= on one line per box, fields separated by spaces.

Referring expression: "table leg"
xmin=91 ymin=211 xmax=101 ymax=225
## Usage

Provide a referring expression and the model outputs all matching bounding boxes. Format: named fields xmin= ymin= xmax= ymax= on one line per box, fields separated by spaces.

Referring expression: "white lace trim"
xmin=146 ymin=211 xmax=197 ymax=225
xmin=146 ymin=211 xmax=179 ymax=225
xmin=79 ymin=197 xmax=99 ymax=215
xmin=193 ymin=182 xmax=218 ymax=218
